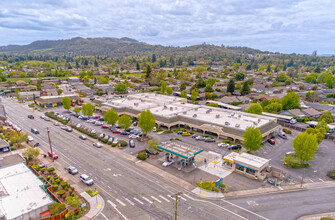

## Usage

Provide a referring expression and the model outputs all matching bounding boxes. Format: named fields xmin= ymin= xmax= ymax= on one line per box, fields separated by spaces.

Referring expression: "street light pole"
xmin=47 ymin=127 xmax=54 ymax=162
xmin=300 ymin=167 xmax=305 ymax=188
xmin=174 ymin=192 xmax=182 ymax=220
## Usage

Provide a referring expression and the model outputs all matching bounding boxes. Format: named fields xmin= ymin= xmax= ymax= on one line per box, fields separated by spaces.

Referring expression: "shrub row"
xmin=45 ymin=112 xmax=68 ymax=125
xmin=283 ymin=128 xmax=292 ymax=134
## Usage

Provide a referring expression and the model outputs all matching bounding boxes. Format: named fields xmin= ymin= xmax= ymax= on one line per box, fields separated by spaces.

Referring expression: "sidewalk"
xmin=81 ymin=192 xmax=105 ymax=220
xmin=297 ymin=212 xmax=335 ymax=220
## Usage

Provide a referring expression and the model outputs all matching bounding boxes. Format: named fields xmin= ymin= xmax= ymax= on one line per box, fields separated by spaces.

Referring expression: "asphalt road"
xmin=3 ymin=98 xmax=335 ymax=220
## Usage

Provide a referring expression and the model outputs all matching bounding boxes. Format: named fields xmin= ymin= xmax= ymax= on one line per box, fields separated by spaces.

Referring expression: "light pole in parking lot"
xmin=47 ymin=127 xmax=54 ymax=162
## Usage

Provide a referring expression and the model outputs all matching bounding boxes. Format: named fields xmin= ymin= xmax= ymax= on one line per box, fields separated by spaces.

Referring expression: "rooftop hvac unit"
xmin=258 ymin=118 xmax=261 ymax=123
xmin=225 ymin=121 xmax=230 ymax=125
xmin=238 ymin=114 xmax=241 ymax=118
xmin=170 ymin=107 xmax=173 ymax=111
xmin=164 ymin=105 xmax=167 ymax=109
xmin=193 ymin=114 xmax=197 ymax=118
xmin=235 ymin=124 xmax=240 ymax=128
xmin=195 ymin=108 xmax=198 ymax=111
xmin=206 ymin=109 xmax=212 ymax=114
xmin=253 ymin=122 xmax=258 ymax=125
xmin=216 ymin=114 xmax=220 ymax=118
xmin=183 ymin=111 xmax=187 ymax=114
xmin=175 ymin=107 xmax=177 ymax=110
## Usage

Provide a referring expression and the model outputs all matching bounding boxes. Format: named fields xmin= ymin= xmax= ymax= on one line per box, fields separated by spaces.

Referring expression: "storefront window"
xmin=246 ymin=168 xmax=256 ymax=175
xmin=236 ymin=164 xmax=244 ymax=171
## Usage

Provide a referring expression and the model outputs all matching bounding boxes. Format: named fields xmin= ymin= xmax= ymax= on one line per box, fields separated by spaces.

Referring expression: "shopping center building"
xmin=96 ymin=93 xmax=280 ymax=143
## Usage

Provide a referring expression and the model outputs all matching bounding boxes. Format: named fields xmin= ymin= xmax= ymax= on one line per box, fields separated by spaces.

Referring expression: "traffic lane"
xmin=226 ymin=187 xmax=335 ymax=220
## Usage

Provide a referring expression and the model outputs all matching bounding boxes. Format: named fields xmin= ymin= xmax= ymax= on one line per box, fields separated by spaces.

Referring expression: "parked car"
xmin=205 ymin=138 xmax=215 ymax=142
xmin=112 ymin=129 xmax=121 ymax=134
xmin=87 ymin=119 xmax=96 ymax=123
xmin=228 ymin=145 xmax=242 ymax=150
xmin=31 ymin=128 xmax=39 ymax=134
xmin=90 ymin=129 xmax=97 ymax=134
xmin=93 ymin=142 xmax=102 ymax=148
xmin=152 ymin=127 xmax=157 ymax=132
xmin=70 ymin=103 xmax=75 ymax=107
xmin=95 ymin=121 xmax=103 ymax=126
xmin=101 ymin=124 xmax=109 ymax=129
xmin=191 ymin=134 xmax=199 ymax=138
xmin=177 ymin=131 xmax=183 ymax=135
xmin=53 ymin=122 xmax=60 ymax=126
xmin=79 ymin=135 xmax=87 ymax=140
xmin=81 ymin=116 xmax=89 ymax=120
xmin=34 ymin=142 xmax=40 ymax=147
xmin=48 ymin=151 xmax=58 ymax=159
xmin=267 ymin=139 xmax=275 ymax=145
xmin=112 ymin=138 xmax=119 ymax=144
xmin=162 ymin=160 xmax=174 ymax=167
xmin=277 ymin=133 xmax=288 ymax=139
xmin=125 ymin=127 xmax=134 ymax=132
xmin=129 ymin=140 xmax=135 ymax=148
xmin=133 ymin=121 xmax=138 ymax=126
xmin=44 ymin=117 xmax=50 ymax=121
xmin=98 ymin=118 xmax=105 ymax=121
xmin=99 ymin=133 xmax=105 ymax=138
xmin=182 ymin=132 xmax=191 ymax=136
xmin=121 ymin=131 xmax=130 ymax=135
xmin=218 ymin=143 xmax=229 ymax=147
xmin=27 ymin=115 xmax=34 ymax=119
xmin=76 ymin=124 xmax=82 ymax=128
xmin=308 ymin=124 xmax=316 ymax=129
xmin=67 ymin=166 xmax=78 ymax=175
xmin=66 ymin=128 xmax=72 ymax=132
xmin=108 ymin=137 xmax=113 ymax=142
xmin=195 ymin=136 xmax=205 ymax=141
xmin=80 ymin=174 xmax=94 ymax=186
xmin=61 ymin=125 xmax=68 ymax=130
xmin=92 ymin=115 xmax=101 ymax=119
xmin=27 ymin=136 xmax=34 ymax=142
xmin=129 ymin=134 xmax=139 ymax=139
xmin=40 ymin=115 xmax=45 ymax=119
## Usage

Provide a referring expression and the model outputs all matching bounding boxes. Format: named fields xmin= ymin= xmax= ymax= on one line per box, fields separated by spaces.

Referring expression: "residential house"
xmin=301 ymin=108 xmax=322 ymax=119
xmin=15 ymin=80 xmax=27 ymax=86
xmin=218 ymin=96 xmax=240 ymax=104
xmin=29 ymin=78 xmax=40 ymax=84
xmin=280 ymin=109 xmax=306 ymax=118
xmin=305 ymin=102 xmax=335 ymax=116
xmin=67 ymin=77 xmax=80 ymax=85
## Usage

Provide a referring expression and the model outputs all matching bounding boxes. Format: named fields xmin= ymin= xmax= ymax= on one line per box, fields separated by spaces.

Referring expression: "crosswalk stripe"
xmin=134 ymin=197 xmax=144 ymax=205
xmin=142 ymin=196 xmax=153 ymax=204
xmin=151 ymin=196 xmax=162 ymax=203
xmin=107 ymin=200 xmax=117 ymax=208
xmin=180 ymin=196 xmax=187 ymax=201
xmin=116 ymin=199 xmax=126 ymax=206
xmin=159 ymin=195 xmax=170 ymax=202
xmin=124 ymin=198 xmax=135 ymax=205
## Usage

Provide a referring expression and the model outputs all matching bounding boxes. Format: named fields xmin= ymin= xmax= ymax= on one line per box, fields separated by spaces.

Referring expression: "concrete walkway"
xmin=297 ymin=212 xmax=335 ymax=220
xmin=81 ymin=192 xmax=105 ymax=220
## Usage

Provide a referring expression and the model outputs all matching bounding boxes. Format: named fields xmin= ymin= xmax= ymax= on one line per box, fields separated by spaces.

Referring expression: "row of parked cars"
xmin=177 ymin=132 xmax=216 ymax=142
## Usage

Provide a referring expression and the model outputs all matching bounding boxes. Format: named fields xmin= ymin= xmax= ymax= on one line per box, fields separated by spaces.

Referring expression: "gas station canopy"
xmin=157 ymin=141 xmax=204 ymax=160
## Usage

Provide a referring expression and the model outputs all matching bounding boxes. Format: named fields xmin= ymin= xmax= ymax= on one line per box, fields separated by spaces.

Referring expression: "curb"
xmin=90 ymin=194 xmax=105 ymax=220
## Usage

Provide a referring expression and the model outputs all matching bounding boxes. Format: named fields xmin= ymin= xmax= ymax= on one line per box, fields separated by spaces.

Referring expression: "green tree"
xmin=316 ymin=119 xmax=330 ymax=132
xmin=146 ymin=139 xmax=159 ymax=152
xmin=66 ymin=195 xmax=80 ymax=208
xmin=166 ymin=87 xmax=173 ymax=95
xmin=205 ymin=92 xmax=212 ymax=99
xmin=293 ymin=132 xmax=318 ymax=165
xmin=305 ymin=128 xmax=325 ymax=144
xmin=240 ymin=81 xmax=250 ymax=95
xmin=227 ymin=79 xmax=235 ymax=94
xmin=245 ymin=104 xmax=263 ymax=115
xmin=161 ymin=81 xmax=167 ymax=94
xmin=118 ymin=115 xmax=132 ymax=130
xmin=62 ymin=97 xmax=71 ymax=111
xmin=138 ymin=110 xmax=156 ymax=135
xmin=103 ymin=110 xmax=118 ymax=126
xmin=264 ymin=102 xmax=282 ymax=113
xmin=180 ymin=82 xmax=186 ymax=91
xmin=81 ymin=103 xmax=95 ymax=116
xmin=205 ymin=84 xmax=214 ymax=92
xmin=181 ymin=90 xmax=187 ymax=98
xmin=57 ymin=88 xmax=63 ymax=95
xmin=242 ymin=127 xmax=262 ymax=151
xmin=115 ymin=82 xmax=128 ymax=94
xmin=191 ymin=89 xmax=199 ymax=102
xmin=324 ymin=75 xmax=335 ymax=88
xmin=206 ymin=78 xmax=216 ymax=87
xmin=146 ymin=64 xmax=152 ymax=78
xmin=74 ymin=107 xmax=81 ymax=114
xmin=136 ymin=62 xmax=140 ymax=70
xmin=235 ymin=72 xmax=245 ymax=81
xmin=281 ymin=92 xmax=300 ymax=110
xmin=22 ymin=147 xmax=40 ymax=161
xmin=319 ymin=111 xmax=333 ymax=123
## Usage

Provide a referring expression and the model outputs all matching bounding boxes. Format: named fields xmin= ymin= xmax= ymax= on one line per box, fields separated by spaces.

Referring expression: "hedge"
xmin=45 ymin=112 xmax=68 ymax=125
xmin=283 ymin=128 xmax=292 ymax=134
xmin=52 ymin=184 xmax=59 ymax=191
xmin=57 ymin=190 xmax=66 ymax=195
xmin=137 ymin=151 xmax=147 ymax=160
xmin=327 ymin=170 xmax=335 ymax=179
xmin=49 ymin=203 xmax=66 ymax=215
xmin=47 ymin=167 xmax=55 ymax=172
xmin=32 ymin=165 xmax=40 ymax=171
xmin=119 ymin=140 xmax=128 ymax=147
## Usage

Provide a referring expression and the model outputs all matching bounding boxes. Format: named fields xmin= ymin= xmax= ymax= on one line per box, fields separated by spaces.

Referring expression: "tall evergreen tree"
xmin=240 ymin=81 xmax=251 ymax=95
xmin=152 ymin=54 xmax=156 ymax=62
xmin=227 ymin=79 xmax=235 ymax=93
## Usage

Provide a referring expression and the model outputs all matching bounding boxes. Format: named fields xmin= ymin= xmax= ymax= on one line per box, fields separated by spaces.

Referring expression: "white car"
xmin=93 ymin=142 xmax=102 ymax=148
xmin=76 ymin=124 xmax=82 ymax=128
xmin=218 ymin=143 xmax=229 ymax=148
xmin=27 ymin=136 xmax=34 ymax=142
xmin=99 ymin=133 xmax=105 ymax=138
xmin=61 ymin=125 xmax=68 ymax=130
xmin=108 ymin=137 xmax=114 ymax=142
xmin=80 ymin=174 xmax=94 ymax=185
xmin=129 ymin=134 xmax=139 ymax=139
xmin=94 ymin=121 xmax=103 ymax=126
xmin=112 ymin=138 xmax=118 ymax=144
xmin=54 ymin=122 xmax=60 ymax=126
xmin=90 ymin=129 xmax=96 ymax=134
xmin=162 ymin=160 xmax=174 ymax=167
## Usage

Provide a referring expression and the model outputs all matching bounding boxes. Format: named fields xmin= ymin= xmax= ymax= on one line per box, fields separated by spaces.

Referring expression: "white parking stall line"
xmin=151 ymin=196 xmax=162 ymax=203
xmin=133 ymin=197 xmax=144 ymax=205
xmin=167 ymin=195 xmax=174 ymax=200
xmin=159 ymin=195 xmax=170 ymax=202
xmin=116 ymin=199 xmax=126 ymax=206
xmin=100 ymin=212 xmax=109 ymax=220
xmin=107 ymin=200 xmax=117 ymax=207
xmin=142 ymin=196 xmax=153 ymax=204
xmin=180 ymin=196 xmax=187 ymax=201
xmin=308 ymin=179 xmax=314 ymax=183
xmin=124 ymin=198 xmax=135 ymax=206
xmin=319 ymin=178 xmax=325 ymax=182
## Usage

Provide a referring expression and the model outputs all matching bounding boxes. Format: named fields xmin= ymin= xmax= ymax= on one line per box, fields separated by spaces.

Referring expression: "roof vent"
xmin=195 ymin=108 xmax=198 ymax=111
xmin=216 ymin=114 xmax=220 ymax=118
xmin=164 ymin=105 xmax=167 ymax=109
xmin=235 ymin=124 xmax=240 ymax=128
xmin=170 ymin=107 xmax=173 ymax=111
xmin=206 ymin=109 xmax=212 ymax=114
xmin=183 ymin=111 xmax=187 ymax=114
xmin=258 ymin=118 xmax=261 ymax=123
xmin=225 ymin=121 xmax=230 ymax=125
xmin=193 ymin=114 xmax=197 ymax=118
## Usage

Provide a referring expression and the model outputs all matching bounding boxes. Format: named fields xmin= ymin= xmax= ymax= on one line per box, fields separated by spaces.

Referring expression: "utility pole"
xmin=47 ymin=127 xmax=54 ymax=162
xmin=174 ymin=192 xmax=182 ymax=220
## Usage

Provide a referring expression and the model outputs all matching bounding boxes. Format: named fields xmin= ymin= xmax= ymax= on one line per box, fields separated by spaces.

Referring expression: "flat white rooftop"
xmin=223 ymin=152 xmax=269 ymax=169
xmin=0 ymin=163 xmax=53 ymax=219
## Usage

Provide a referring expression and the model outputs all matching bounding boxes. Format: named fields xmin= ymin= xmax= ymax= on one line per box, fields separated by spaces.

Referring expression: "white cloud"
xmin=0 ymin=0 xmax=334 ymax=54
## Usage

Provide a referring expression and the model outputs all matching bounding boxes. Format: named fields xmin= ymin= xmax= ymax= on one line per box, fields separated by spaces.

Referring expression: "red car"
xmin=77 ymin=103 xmax=82 ymax=106
xmin=101 ymin=124 xmax=109 ymax=129
xmin=267 ymin=139 xmax=275 ymax=145
xmin=93 ymin=115 xmax=101 ymax=119
xmin=71 ymin=103 xmax=75 ymax=106
xmin=48 ymin=151 xmax=58 ymax=159
xmin=112 ymin=129 xmax=121 ymax=133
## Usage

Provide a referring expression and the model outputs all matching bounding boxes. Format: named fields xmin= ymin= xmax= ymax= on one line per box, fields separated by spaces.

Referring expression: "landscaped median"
xmin=196 ymin=181 xmax=228 ymax=193
xmin=45 ymin=111 xmax=69 ymax=125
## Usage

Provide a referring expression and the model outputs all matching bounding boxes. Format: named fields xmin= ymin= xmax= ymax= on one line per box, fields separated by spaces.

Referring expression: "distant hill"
xmin=0 ymin=37 xmax=268 ymax=57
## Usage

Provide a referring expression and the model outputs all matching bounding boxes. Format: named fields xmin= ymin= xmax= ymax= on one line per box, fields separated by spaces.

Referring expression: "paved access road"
xmin=4 ymin=98 xmax=335 ymax=220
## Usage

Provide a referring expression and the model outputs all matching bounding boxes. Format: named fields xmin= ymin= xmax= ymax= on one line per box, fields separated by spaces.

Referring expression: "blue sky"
xmin=0 ymin=0 xmax=334 ymax=54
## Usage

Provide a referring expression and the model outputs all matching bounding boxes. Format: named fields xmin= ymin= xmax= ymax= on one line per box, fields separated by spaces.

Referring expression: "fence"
xmin=40 ymin=208 xmax=68 ymax=220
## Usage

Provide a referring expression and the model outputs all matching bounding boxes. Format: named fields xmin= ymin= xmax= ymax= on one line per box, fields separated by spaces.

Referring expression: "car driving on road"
xmin=80 ymin=174 xmax=94 ymax=186
xmin=28 ymin=115 xmax=34 ymax=119
xmin=79 ymin=135 xmax=87 ymax=140
xmin=48 ymin=151 xmax=58 ymax=159
xmin=67 ymin=166 xmax=78 ymax=175
xmin=31 ymin=128 xmax=39 ymax=134
xmin=93 ymin=142 xmax=102 ymax=148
